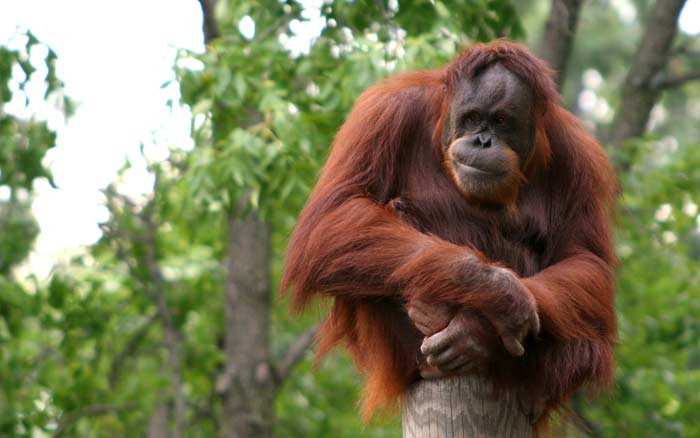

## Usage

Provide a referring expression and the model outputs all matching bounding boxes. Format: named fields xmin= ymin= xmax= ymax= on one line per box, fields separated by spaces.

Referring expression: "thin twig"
xmin=101 ymin=181 xmax=186 ymax=438
xmin=273 ymin=324 xmax=319 ymax=389
xmin=55 ymin=403 xmax=136 ymax=437
xmin=109 ymin=313 xmax=158 ymax=388
xmin=140 ymin=195 xmax=186 ymax=438
xmin=654 ymin=70 xmax=700 ymax=89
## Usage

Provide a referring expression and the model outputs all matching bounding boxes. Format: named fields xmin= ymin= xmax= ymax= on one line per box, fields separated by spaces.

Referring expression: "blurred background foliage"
xmin=0 ymin=0 xmax=699 ymax=436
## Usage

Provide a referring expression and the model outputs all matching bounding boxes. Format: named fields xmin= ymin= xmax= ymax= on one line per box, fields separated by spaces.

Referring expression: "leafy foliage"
xmin=0 ymin=30 xmax=70 ymax=435
xmin=585 ymin=136 xmax=700 ymax=436
xmin=1 ymin=1 xmax=699 ymax=436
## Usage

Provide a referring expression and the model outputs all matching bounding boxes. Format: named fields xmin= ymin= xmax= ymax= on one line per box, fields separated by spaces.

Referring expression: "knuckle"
xmin=422 ymin=337 xmax=443 ymax=354
xmin=464 ymin=337 xmax=483 ymax=354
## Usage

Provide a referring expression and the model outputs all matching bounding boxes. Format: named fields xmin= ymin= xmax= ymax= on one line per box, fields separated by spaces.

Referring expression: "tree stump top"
xmin=402 ymin=376 xmax=532 ymax=438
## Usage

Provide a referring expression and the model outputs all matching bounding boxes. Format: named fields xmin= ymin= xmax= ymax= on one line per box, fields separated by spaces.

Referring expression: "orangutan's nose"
xmin=472 ymin=132 xmax=492 ymax=148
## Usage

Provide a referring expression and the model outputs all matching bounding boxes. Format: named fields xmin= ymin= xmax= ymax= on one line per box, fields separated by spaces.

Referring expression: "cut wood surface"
xmin=403 ymin=376 xmax=532 ymax=438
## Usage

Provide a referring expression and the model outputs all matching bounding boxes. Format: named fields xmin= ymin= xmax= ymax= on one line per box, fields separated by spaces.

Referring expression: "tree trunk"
xmin=147 ymin=404 xmax=170 ymax=438
xmin=194 ymin=2 xmax=275 ymax=436
xmin=198 ymin=0 xmax=220 ymax=42
xmin=538 ymin=0 xmax=584 ymax=89
xmin=403 ymin=376 xmax=532 ymax=438
xmin=220 ymin=212 xmax=275 ymax=438
xmin=608 ymin=0 xmax=687 ymax=145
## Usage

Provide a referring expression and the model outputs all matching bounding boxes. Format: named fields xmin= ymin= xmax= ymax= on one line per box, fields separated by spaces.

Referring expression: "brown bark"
xmin=608 ymin=0 xmax=688 ymax=145
xmin=274 ymin=324 xmax=319 ymax=387
xmin=193 ymin=4 xmax=275 ymax=436
xmin=403 ymin=376 xmax=533 ymax=437
xmin=195 ymin=3 xmax=275 ymax=437
xmin=142 ymin=203 xmax=186 ymax=438
xmin=654 ymin=70 xmax=700 ymax=89
xmin=148 ymin=404 xmax=170 ymax=438
xmin=192 ymin=3 xmax=319 ymax=436
xmin=538 ymin=0 xmax=584 ymax=89
xmin=220 ymin=212 xmax=275 ymax=438
xmin=216 ymin=212 xmax=317 ymax=436
xmin=198 ymin=0 xmax=220 ymax=42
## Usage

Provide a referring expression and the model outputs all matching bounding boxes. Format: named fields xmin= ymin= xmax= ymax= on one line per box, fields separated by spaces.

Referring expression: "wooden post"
xmin=402 ymin=376 xmax=532 ymax=438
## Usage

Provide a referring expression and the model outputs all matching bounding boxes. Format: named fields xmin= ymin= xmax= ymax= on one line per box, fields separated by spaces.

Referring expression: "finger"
xmin=410 ymin=301 xmax=455 ymax=335
xmin=406 ymin=305 xmax=427 ymax=322
xmin=426 ymin=347 xmax=458 ymax=367
xmin=451 ymin=361 xmax=478 ymax=375
xmin=419 ymin=365 xmax=445 ymax=380
xmin=488 ymin=317 xmax=526 ymax=357
xmin=411 ymin=300 xmax=434 ymax=314
xmin=420 ymin=328 xmax=454 ymax=356
xmin=441 ymin=354 xmax=470 ymax=371
xmin=407 ymin=306 xmax=432 ymax=327
xmin=414 ymin=321 xmax=429 ymax=332
xmin=408 ymin=314 xmax=433 ymax=335
xmin=501 ymin=334 xmax=525 ymax=357
xmin=434 ymin=305 xmax=453 ymax=321
xmin=420 ymin=301 xmax=452 ymax=320
xmin=414 ymin=301 xmax=452 ymax=324
xmin=414 ymin=322 xmax=432 ymax=336
xmin=407 ymin=305 xmax=436 ymax=336
xmin=530 ymin=312 xmax=541 ymax=336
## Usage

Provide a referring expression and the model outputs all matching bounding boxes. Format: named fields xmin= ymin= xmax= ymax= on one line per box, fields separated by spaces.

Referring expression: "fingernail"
xmin=513 ymin=344 xmax=524 ymax=356
xmin=504 ymin=338 xmax=525 ymax=356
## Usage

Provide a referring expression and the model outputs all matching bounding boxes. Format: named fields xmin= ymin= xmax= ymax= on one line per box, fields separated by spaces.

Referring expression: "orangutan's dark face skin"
xmin=444 ymin=63 xmax=536 ymax=204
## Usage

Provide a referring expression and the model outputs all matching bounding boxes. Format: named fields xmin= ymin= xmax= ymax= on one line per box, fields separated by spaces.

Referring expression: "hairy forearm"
xmin=291 ymin=197 xmax=471 ymax=299
xmin=286 ymin=196 xmax=540 ymax=355
xmin=522 ymin=251 xmax=616 ymax=341
xmin=295 ymin=195 xmax=542 ymax=311
xmin=286 ymin=195 xmax=504 ymax=301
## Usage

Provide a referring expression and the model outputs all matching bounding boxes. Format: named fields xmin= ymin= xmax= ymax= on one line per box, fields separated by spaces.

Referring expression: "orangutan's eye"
xmin=492 ymin=112 xmax=512 ymax=129
xmin=461 ymin=111 xmax=482 ymax=128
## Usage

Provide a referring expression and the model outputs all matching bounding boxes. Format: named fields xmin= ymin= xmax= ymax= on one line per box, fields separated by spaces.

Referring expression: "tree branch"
xmin=109 ymin=312 xmax=158 ymax=388
xmin=608 ymin=0 xmax=688 ymax=146
xmin=274 ymin=324 xmax=319 ymax=388
xmin=257 ymin=15 xmax=294 ymax=42
xmin=197 ymin=0 xmax=220 ymax=44
xmin=654 ymin=70 xmax=700 ymax=89
xmin=55 ymin=403 xmax=136 ymax=437
xmin=100 ymin=182 xmax=186 ymax=438
xmin=140 ymin=196 xmax=186 ymax=438
xmin=570 ymin=395 xmax=603 ymax=437
xmin=538 ymin=0 xmax=584 ymax=90
xmin=148 ymin=403 xmax=169 ymax=438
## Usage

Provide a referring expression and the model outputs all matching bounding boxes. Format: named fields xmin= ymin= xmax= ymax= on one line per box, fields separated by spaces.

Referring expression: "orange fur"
xmin=281 ymin=41 xmax=618 ymax=429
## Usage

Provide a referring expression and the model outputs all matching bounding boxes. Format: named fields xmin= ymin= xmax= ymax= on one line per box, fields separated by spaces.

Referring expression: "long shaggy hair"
xmin=282 ymin=40 xmax=618 ymax=430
